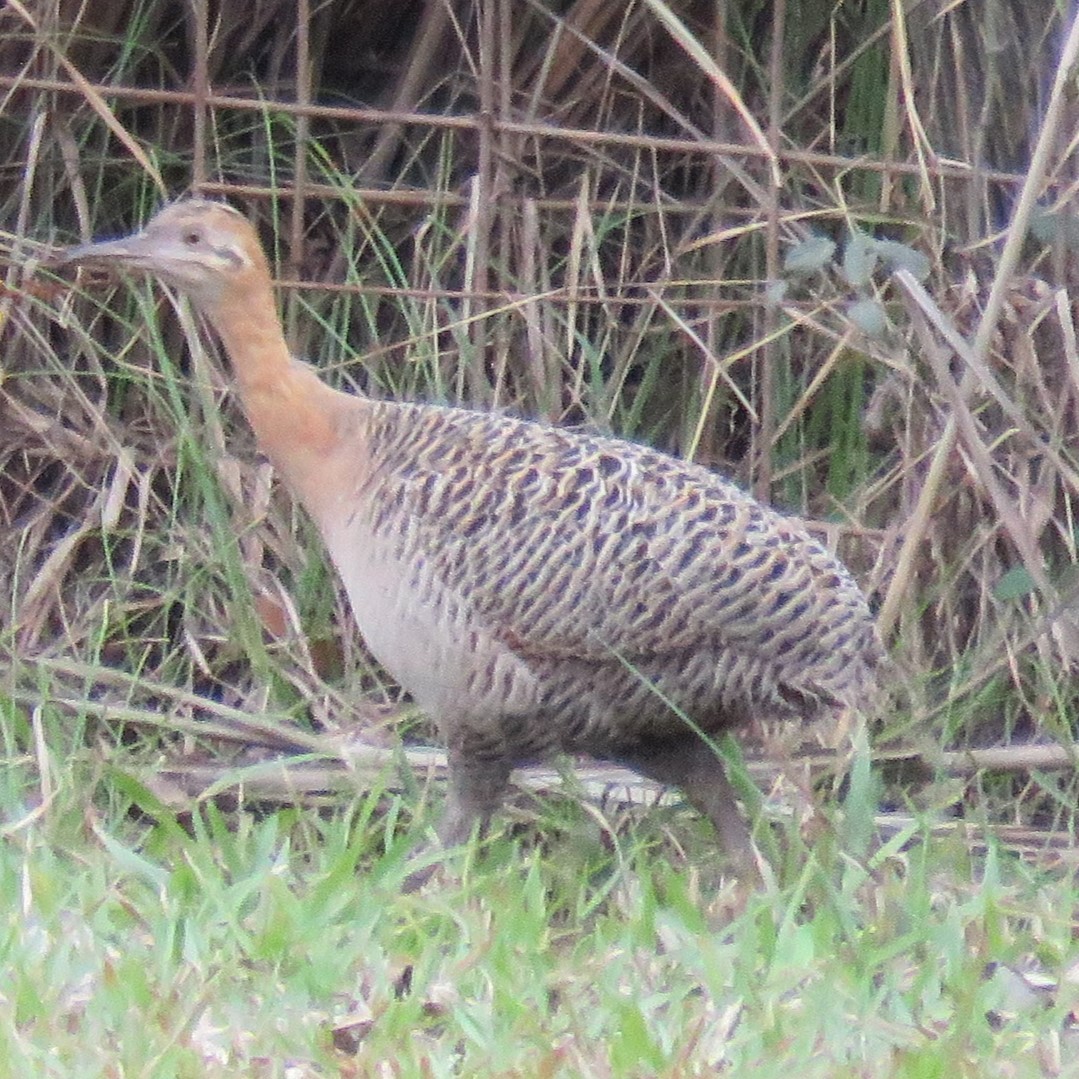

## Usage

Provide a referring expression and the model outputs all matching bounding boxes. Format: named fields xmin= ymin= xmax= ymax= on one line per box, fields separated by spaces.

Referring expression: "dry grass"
xmin=4 ymin=4 xmax=1079 ymax=1073
xmin=1 ymin=0 xmax=1078 ymax=857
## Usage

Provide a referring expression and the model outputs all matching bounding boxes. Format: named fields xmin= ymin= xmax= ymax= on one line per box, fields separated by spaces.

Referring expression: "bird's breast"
xmin=319 ymin=500 xmax=541 ymax=726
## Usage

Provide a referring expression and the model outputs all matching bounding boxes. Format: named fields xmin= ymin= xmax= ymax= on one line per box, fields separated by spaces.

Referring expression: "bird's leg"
xmin=437 ymin=750 xmax=513 ymax=847
xmin=618 ymin=738 xmax=763 ymax=885
xmin=402 ymin=749 xmax=511 ymax=892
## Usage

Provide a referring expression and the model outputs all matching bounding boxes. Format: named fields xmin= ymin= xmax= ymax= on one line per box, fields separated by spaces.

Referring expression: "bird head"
xmin=54 ymin=199 xmax=270 ymax=312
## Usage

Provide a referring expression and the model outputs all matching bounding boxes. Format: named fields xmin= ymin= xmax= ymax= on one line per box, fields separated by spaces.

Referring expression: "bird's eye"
xmin=182 ymin=230 xmax=201 ymax=246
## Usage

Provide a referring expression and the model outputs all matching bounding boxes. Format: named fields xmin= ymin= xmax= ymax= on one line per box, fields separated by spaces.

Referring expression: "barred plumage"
xmin=56 ymin=199 xmax=884 ymax=884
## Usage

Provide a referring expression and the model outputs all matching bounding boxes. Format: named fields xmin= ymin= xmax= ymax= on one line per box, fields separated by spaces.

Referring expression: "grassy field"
xmin=5 ymin=0 xmax=1079 ymax=1074
xmin=1 ymin=710 xmax=1077 ymax=1076
xmin=7 ymin=224 xmax=1078 ymax=1074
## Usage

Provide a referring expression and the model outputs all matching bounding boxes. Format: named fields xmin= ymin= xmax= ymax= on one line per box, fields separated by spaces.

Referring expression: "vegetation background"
xmin=2 ymin=0 xmax=1079 ymax=1074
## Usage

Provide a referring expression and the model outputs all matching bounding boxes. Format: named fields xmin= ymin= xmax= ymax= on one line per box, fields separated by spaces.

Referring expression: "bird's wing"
xmin=367 ymin=406 xmax=876 ymax=694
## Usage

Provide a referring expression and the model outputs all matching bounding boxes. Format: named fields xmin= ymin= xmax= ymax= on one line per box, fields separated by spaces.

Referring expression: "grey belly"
xmin=487 ymin=650 xmax=760 ymax=763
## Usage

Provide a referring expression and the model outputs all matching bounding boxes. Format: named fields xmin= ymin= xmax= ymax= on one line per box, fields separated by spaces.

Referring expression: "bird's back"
xmin=319 ymin=400 xmax=882 ymax=761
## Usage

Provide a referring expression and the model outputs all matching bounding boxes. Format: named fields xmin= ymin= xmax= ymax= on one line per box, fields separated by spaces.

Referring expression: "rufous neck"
xmin=199 ymin=284 xmax=343 ymax=475
xmin=201 ymin=284 xmax=290 ymax=397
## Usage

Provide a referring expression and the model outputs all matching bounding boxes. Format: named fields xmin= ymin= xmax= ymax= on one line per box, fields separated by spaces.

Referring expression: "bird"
xmin=54 ymin=198 xmax=884 ymax=885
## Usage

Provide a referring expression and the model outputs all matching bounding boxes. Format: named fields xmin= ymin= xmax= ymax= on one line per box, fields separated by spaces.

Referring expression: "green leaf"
xmin=842 ymin=230 xmax=879 ymax=287
xmin=847 ymin=297 xmax=888 ymax=337
xmin=765 ymin=277 xmax=789 ymax=304
xmin=784 ymin=235 xmax=836 ymax=276
xmin=93 ymin=826 xmax=170 ymax=889
xmin=1029 ymin=208 xmax=1079 ymax=251
xmin=1030 ymin=209 xmax=1056 ymax=245
xmin=993 ymin=565 xmax=1038 ymax=601
xmin=611 ymin=1001 xmax=664 ymax=1072
xmin=873 ymin=239 xmax=931 ymax=281
xmin=840 ymin=723 xmax=880 ymax=860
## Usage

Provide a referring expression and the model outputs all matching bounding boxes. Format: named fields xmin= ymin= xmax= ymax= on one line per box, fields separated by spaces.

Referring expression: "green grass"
xmin=0 ymin=719 xmax=1074 ymax=1077
xmin=6 ymin=5 xmax=1079 ymax=1072
xmin=7 ymin=161 xmax=1078 ymax=1076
